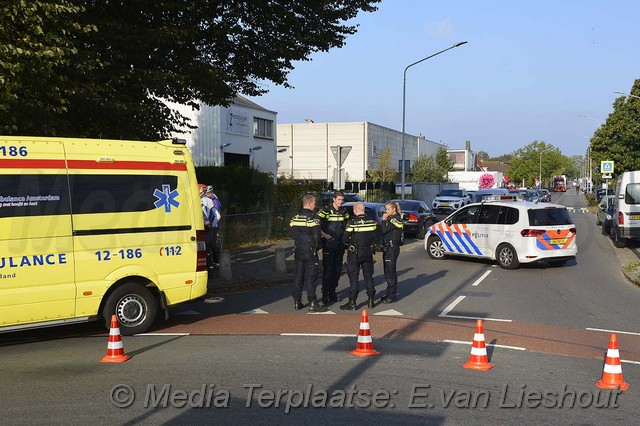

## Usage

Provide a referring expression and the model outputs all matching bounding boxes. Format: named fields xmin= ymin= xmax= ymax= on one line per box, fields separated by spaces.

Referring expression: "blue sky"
xmin=248 ymin=0 xmax=639 ymax=157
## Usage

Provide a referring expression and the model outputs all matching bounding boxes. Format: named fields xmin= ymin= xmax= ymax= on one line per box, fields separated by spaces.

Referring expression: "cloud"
xmin=426 ymin=19 xmax=454 ymax=38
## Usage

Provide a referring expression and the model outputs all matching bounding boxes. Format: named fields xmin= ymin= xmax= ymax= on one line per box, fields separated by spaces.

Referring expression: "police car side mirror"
xmin=436 ymin=193 xmax=440 ymax=197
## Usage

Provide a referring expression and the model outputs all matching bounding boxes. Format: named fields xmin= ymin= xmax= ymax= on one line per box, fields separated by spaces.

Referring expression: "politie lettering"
xmin=0 ymin=253 xmax=67 ymax=269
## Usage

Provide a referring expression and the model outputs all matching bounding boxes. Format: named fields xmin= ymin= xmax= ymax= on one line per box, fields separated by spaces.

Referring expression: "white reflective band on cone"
xmin=474 ymin=333 xmax=484 ymax=341
xmin=607 ymin=349 xmax=620 ymax=358
xmin=470 ymin=347 xmax=487 ymax=356
xmin=107 ymin=341 xmax=124 ymax=350
xmin=359 ymin=322 xmax=370 ymax=330
xmin=603 ymin=364 xmax=623 ymax=374
xmin=110 ymin=328 xmax=120 ymax=336
xmin=358 ymin=335 xmax=372 ymax=344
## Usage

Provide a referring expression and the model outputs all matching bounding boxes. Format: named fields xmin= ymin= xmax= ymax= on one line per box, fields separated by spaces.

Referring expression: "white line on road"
xmin=281 ymin=333 xmax=355 ymax=337
xmin=621 ymin=359 xmax=640 ymax=365
xmin=472 ymin=270 xmax=492 ymax=287
xmin=586 ymin=328 xmax=640 ymax=336
xmin=442 ymin=314 xmax=513 ymax=322
xmin=442 ymin=339 xmax=526 ymax=350
xmin=439 ymin=296 xmax=466 ymax=317
xmin=134 ymin=333 xmax=190 ymax=336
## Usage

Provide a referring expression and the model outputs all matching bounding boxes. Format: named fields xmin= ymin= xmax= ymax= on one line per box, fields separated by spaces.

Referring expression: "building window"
xmin=253 ymin=117 xmax=273 ymax=139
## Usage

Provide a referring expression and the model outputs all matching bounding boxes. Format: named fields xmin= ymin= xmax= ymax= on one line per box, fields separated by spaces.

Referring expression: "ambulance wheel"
xmin=427 ymin=236 xmax=445 ymax=259
xmin=102 ymin=283 xmax=157 ymax=336
xmin=496 ymin=243 xmax=519 ymax=269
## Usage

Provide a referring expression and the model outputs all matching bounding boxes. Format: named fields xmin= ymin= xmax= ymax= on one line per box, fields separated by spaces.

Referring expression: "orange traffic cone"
xmin=350 ymin=310 xmax=379 ymax=357
xmin=100 ymin=315 xmax=131 ymax=363
xmin=463 ymin=319 xmax=494 ymax=370
xmin=596 ymin=333 xmax=629 ymax=390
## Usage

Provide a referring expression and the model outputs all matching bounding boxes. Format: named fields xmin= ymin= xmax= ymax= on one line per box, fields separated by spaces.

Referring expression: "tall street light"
xmin=615 ymin=91 xmax=640 ymax=100
xmin=400 ymin=41 xmax=468 ymax=199
xmin=578 ymin=115 xmax=601 ymax=194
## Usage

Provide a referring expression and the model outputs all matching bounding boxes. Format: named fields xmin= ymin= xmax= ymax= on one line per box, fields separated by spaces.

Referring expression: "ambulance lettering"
xmin=0 ymin=253 xmax=67 ymax=269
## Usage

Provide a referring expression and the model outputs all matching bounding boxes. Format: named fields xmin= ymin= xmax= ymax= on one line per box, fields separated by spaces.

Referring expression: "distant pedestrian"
xmin=199 ymin=184 xmax=220 ymax=269
xmin=318 ymin=190 xmax=349 ymax=304
xmin=340 ymin=202 xmax=380 ymax=310
xmin=380 ymin=202 xmax=404 ymax=303
xmin=289 ymin=193 xmax=327 ymax=313
xmin=205 ymin=185 xmax=221 ymax=266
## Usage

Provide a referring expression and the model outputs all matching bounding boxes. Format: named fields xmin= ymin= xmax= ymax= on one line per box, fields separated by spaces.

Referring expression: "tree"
xmin=410 ymin=147 xmax=452 ymax=183
xmin=591 ymin=79 xmax=640 ymax=177
xmin=1 ymin=0 xmax=381 ymax=139
xmin=435 ymin=146 xmax=454 ymax=176
xmin=506 ymin=141 xmax=576 ymax=187
xmin=368 ymin=148 xmax=396 ymax=182
xmin=476 ymin=150 xmax=490 ymax=161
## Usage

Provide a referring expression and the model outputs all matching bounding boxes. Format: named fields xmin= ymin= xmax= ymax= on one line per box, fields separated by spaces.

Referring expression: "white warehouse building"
xmin=276 ymin=121 xmax=445 ymax=186
xmin=169 ymin=95 xmax=278 ymax=177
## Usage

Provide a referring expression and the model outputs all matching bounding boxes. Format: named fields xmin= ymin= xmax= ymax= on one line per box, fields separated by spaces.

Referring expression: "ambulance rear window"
xmin=527 ymin=208 xmax=573 ymax=226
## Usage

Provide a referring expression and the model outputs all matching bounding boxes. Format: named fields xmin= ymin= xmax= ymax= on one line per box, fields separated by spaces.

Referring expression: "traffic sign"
xmin=601 ymin=161 xmax=614 ymax=174
xmin=602 ymin=174 xmax=612 ymax=179
xmin=330 ymin=145 xmax=351 ymax=167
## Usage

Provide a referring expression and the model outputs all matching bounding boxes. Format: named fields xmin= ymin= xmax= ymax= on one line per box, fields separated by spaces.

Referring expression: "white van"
xmin=610 ymin=171 xmax=640 ymax=247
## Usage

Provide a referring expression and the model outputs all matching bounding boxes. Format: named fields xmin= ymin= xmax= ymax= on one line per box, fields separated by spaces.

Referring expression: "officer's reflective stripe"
xmin=325 ymin=216 xmax=347 ymax=222
xmin=391 ymin=218 xmax=403 ymax=229
xmin=290 ymin=216 xmax=319 ymax=227
xmin=346 ymin=224 xmax=377 ymax=232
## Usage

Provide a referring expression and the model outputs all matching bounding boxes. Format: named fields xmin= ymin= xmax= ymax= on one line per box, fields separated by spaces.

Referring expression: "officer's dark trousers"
xmin=345 ymin=253 xmax=375 ymax=300
xmin=205 ymin=227 xmax=216 ymax=267
xmin=322 ymin=245 xmax=345 ymax=294
xmin=383 ymin=246 xmax=400 ymax=296
xmin=293 ymin=255 xmax=320 ymax=303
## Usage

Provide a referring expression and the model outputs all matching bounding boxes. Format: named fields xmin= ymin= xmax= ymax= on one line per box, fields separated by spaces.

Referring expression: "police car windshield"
xmin=527 ymin=208 xmax=573 ymax=226
xmin=440 ymin=190 xmax=463 ymax=197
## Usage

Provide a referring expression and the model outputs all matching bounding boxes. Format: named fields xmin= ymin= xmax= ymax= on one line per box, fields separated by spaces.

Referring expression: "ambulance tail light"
xmin=520 ymin=229 xmax=546 ymax=237
xmin=409 ymin=213 xmax=419 ymax=222
xmin=196 ymin=230 xmax=207 ymax=271
xmin=618 ymin=212 xmax=624 ymax=225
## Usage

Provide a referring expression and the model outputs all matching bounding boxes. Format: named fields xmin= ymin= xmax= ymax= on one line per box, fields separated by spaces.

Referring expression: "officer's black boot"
xmin=381 ymin=294 xmax=396 ymax=304
xmin=329 ymin=291 xmax=338 ymax=303
xmin=309 ymin=300 xmax=327 ymax=313
xmin=321 ymin=292 xmax=330 ymax=305
xmin=368 ymin=297 xmax=375 ymax=309
xmin=340 ymin=299 xmax=357 ymax=311
xmin=293 ymin=299 xmax=304 ymax=310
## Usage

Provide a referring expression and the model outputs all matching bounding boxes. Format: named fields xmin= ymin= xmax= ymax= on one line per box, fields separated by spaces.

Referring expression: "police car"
xmin=424 ymin=195 xmax=577 ymax=269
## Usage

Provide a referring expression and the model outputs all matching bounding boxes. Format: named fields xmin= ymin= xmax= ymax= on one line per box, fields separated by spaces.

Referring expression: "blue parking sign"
xmin=601 ymin=161 xmax=614 ymax=174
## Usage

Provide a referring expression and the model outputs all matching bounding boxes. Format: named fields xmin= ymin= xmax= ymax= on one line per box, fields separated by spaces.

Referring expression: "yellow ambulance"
xmin=0 ymin=136 xmax=208 ymax=335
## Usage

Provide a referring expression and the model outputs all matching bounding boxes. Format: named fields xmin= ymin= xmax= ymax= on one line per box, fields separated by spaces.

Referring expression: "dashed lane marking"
xmin=240 ymin=308 xmax=269 ymax=314
xmin=439 ymin=295 xmax=512 ymax=322
xmin=442 ymin=339 xmax=526 ymax=351
xmin=472 ymin=270 xmax=492 ymax=287
xmin=374 ymin=309 xmax=404 ymax=316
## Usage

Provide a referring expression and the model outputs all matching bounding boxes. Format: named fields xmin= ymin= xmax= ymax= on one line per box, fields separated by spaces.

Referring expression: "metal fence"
xmin=218 ymin=208 xmax=295 ymax=248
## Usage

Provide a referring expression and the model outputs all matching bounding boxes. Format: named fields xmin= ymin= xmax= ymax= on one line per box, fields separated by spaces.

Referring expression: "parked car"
xmin=473 ymin=188 xmax=509 ymax=203
xmin=602 ymin=203 xmax=616 ymax=236
xmin=539 ymin=188 xmax=551 ymax=202
xmin=432 ymin=189 xmax=471 ymax=214
xmin=596 ymin=195 xmax=615 ymax=226
xmin=610 ymin=171 xmax=640 ymax=248
xmin=342 ymin=201 xmax=386 ymax=226
xmin=389 ymin=199 xmax=437 ymax=239
xmin=595 ymin=188 xmax=615 ymax=201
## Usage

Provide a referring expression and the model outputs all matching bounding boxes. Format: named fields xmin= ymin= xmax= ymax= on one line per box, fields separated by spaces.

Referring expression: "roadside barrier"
xmin=596 ymin=333 xmax=629 ymax=390
xmin=463 ymin=319 xmax=494 ymax=370
xmin=350 ymin=310 xmax=379 ymax=357
xmin=100 ymin=315 xmax=131 ymax=363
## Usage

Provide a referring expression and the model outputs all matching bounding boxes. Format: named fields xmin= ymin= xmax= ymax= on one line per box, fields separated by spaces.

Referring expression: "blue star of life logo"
xmin=153 ymin=184 xmax=180 ymax=213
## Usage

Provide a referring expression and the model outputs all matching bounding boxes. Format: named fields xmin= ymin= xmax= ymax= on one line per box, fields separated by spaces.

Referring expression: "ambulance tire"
xmin=102 ymin=283 xmax=158 ymax=336
xmin=496 ymin=243 xmax=519 ymax=270
xmin=427 ymin=236 xmax=446 ymax=260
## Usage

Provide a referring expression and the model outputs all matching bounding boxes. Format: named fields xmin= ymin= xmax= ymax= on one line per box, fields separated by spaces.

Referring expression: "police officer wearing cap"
xmin=340 ymin=202 xmax=381 ymax=310
xmin=289 ymin=193 xmax=327 ymax=313
xmin=380 ymin=201 xmax=404 ymax=303
xmin=317 ymin=190 xmax=349 ymax=304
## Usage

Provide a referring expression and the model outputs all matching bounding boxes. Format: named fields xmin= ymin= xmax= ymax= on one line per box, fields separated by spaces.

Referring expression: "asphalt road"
xmin=4 ymin=191 xmax=640 ymax=424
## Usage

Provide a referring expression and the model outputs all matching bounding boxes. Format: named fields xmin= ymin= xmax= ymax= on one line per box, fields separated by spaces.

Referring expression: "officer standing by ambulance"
xmin=380 ymin=201 xmax=403 ymax=303
xmin=318 ymin=191 xmax=349 ymax=304
xmin=289 ymin=193 xmax=327 ymax=313
xmin=340 ymin=202 xmax=380 ymax=310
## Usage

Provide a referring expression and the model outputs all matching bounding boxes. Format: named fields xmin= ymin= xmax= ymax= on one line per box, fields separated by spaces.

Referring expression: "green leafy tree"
xmin=368 ymin=148 xmax=396 ymax=182
xmin=476 ymin=150 xmax=490 ymax=161
xmin=506 ymin=141 xmax=576 ymax=187
xmin=410 ymin=147 xmax=452 ymax=183
xmin=1 ymin=0 xmax=380 ymax=139
xmin=591 ymin=79 xmax=640 ymax=177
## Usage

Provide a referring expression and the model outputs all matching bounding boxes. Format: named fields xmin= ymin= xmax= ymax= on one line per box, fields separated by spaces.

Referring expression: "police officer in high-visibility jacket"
xmin=340 ymin=202 xmax=381 ymax=310
xmin=380 ymin=201 xmax=404 ymax=303
xmin=317 ymin=190 xmax=349 ymax=304
xmin=289 ymin=193 xmax=327 ymax=313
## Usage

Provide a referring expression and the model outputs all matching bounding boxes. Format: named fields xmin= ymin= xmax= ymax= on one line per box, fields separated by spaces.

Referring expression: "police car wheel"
xmin=496 ymin=243 xmax=519 ymax=270
xmin=102 ymin=283 xmax=158 ymax=335
xmin=427 ymin=236 xmax=445 ymax=259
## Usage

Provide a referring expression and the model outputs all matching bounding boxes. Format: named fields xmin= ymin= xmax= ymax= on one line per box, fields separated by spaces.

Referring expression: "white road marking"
xmin=443 ymin=339 xmax=525 ymax=351
xmin=239 ymin=308 xmax=269 ymax=314
xmin=439 ymin=295 xmax=466 ymax=317
xmin=135 ymin=333 xmax=190 ymax=336
xmin=442 ymin=314 xmax=513 ymax=323
xmin=307 ymin=310 xmax=337 ymax=315
xmin=472 ymin=270 xmax=492 ymax=287
xmin=204 ymin=297 xmax=225 ymax=304
xmin=281 ymin=333 xmax=355 ymax=337
xmin=374 ymin=309 xmax=404 ymax=316
xmin=621 ymin=360 xmax=640 ymax=365
xmin=586 ymin=327 xmax=640 ymax=336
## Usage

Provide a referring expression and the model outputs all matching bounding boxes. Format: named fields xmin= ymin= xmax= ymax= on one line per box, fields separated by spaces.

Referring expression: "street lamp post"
xmin=400 ymin=41 xmax=468 ymax=199
xmin=578 ymin=115 xmax=601 ymax=194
